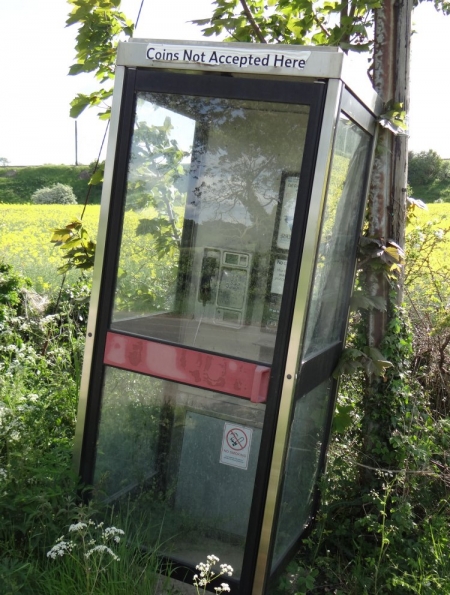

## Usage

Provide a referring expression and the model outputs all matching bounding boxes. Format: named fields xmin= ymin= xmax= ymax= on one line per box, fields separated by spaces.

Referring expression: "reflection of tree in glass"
xmin=304 ymin=122 xmax=371 ymax=356
xmin=194 ymin=104 xmax=308 ymax=245
xmin=113 ymin=114 xmax=190 ymax=316
xmin=127 ymin=116 xmax=189 ymax=258
xmin=141 ymin=93 xmax=308 ymax=249
xmin=95 ymin=368 xmax=163 ymax=497
xmin=116 ymin=93 xmax=308 ymax=327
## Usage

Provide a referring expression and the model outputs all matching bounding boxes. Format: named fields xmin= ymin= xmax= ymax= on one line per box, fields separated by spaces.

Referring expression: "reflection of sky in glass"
xmin=136 ymin=98 xmax=195 ymax=159
xmin=133 ymin=92 xmax=309 ymax=236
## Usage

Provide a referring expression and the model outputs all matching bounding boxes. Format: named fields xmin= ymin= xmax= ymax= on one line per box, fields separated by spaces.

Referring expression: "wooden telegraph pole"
xmin=362 ymin=0 xmax=413 ymax=482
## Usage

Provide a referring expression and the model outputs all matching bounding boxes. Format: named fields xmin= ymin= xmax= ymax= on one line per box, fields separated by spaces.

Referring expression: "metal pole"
xmin=75 ymin=120 xmax=79 ymax=166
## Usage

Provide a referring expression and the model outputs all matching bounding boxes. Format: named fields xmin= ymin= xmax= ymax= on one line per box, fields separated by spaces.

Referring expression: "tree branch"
xmin=239 ymin=0 xmax=267 ymax=43
xmin=311 ymin=5 xmax=331 ymax=38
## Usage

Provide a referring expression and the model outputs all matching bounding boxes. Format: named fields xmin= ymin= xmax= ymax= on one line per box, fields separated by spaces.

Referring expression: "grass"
xmin=0 ymin=165 xmax=103 ymax=204
xmin=409 ymin=179 xmax=450 ymax=204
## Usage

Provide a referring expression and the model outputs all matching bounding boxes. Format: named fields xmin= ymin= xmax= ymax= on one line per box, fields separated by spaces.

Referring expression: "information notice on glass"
xmin=276 ymin=176 xmax=299 ymax=250
xmin=220 ymin=422 xmax=253 ymax=470
xmin=271 ymin=259 xmax=288 ymax=295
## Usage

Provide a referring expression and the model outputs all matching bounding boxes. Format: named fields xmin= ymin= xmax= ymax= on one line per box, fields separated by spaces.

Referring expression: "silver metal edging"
xmin=73 ymin=66 xmax=126 ymax=474
xmin=252 ymin=79 xmax=343 ymax=595
xmin=341 ymin=88 xmax=377 ymax=135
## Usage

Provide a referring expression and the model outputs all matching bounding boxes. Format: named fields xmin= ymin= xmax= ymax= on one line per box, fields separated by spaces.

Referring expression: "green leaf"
xmin=332 ymin=404 xmax=354 ymax=434
xmin=89 ymin=165 xmax=104 ymax=186
xmin=51 ymin=217 xmax=96 ymax=274
xmin=69 ymin=94 xmax=91 ymax=119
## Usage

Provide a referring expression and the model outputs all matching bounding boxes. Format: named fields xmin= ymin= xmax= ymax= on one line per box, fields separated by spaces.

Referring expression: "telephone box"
xmin=74 ymin=40 xmax=381 ymax=594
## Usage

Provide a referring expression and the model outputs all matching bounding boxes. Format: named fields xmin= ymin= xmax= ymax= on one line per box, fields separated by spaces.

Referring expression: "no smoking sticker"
xmin=220 ymin=422 xmax=253 ymax=470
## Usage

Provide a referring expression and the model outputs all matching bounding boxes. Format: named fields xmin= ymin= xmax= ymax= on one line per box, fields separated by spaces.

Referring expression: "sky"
xmin=0 ymin=0 xmax=449 ymax=166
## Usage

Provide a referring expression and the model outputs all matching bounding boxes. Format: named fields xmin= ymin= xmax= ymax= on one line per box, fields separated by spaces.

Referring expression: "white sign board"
xmin=220 ymin=422 xmax=253 ymax=470
xmin=146 ymin=44 xmax=311 ymax=72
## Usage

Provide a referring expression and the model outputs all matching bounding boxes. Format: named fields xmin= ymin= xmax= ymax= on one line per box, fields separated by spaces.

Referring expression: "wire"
xmin=135 ymin=0 xmax=145 ymax=31
xmin=80 ymin=120 xmax=110 ymax=221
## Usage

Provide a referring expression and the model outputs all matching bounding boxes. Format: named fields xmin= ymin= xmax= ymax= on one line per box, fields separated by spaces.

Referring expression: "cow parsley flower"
xmin=69 ymin=522 xmax=87 ymax=533
xmin=85 ymin=544 xmax=120 ymax=561
xmin=47 ymin=539 xmax=74 ymax=559
xmin=193 ymin=555 xmax=233 ymax=594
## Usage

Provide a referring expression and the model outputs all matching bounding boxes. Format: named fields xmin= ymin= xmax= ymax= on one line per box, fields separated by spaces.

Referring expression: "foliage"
xmin=271 ymin=303 xmax=450 ymax=595
xmin=31 ymin=183 xmax=78 ymax=205
xmin=193 ymin=0 xmax=381 ymax=51
xmin=0 ymin=260 xmax=177 ymax=594
xmin=0 ymin=157 xmax=9 ymax=167
xmin=408 ymin=149 xmax=450 ymax=188
xmin=0 ymin=165 xmax=102 ymax=205
xmin=127 ymin=116 xmax=188 ymax=257
xmin=0 ymin=204 xmax=183 ymax=311
xmin=39 ymin=502 xmax=175 ymax=595
xmin=0 ymin=261 xmax=31 ymax=321
xmin=51 ymin=218 xmax=96 ymax=274
xmin=405 ymin=208 xmax=450 ymax=415
xmin=378 ymin=101 xmax=408 ymax=135
xmin=0 ymin=262 xmax=84 ymax=591
xmin=66 ymin=0 xmax=133 ymax=120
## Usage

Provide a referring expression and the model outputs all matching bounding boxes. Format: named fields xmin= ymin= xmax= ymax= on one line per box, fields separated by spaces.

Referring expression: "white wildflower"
xmin=220 ymin=564 xmax=233 ymax=576
xmin=47 ymin=540 xmax=74 ymax=559
xmin=193 ymin=555 xmax=233 ymax=593
xmin=85 ymin=544 xmax=120 ymax=561
xmin=103 ymin=526 xmax=125 ymax=542
xmin=69 ymin=522 xmax=87 ymax=532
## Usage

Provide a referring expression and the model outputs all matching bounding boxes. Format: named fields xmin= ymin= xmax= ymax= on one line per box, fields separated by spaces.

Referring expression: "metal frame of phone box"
xmin=74 ymin=40 xmax=382 ymax=595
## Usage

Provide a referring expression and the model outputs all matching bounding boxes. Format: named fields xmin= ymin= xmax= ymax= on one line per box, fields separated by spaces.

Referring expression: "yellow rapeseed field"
xmin=1 ymin=202 xmax=450 ymax=298
xmin=1 ymin=204 xmax=177 ymax=302
xmin=411 ymin=202 xmax=450 ymax=225
xmin=1 ymin=205 xmax=101 ymax=294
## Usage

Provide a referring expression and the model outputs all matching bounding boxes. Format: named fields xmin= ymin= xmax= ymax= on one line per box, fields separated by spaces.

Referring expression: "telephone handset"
xmin=197 ymin=248 xmax=251 ymax=328
xmin=199 ymin=254 xmax=219 ymax=306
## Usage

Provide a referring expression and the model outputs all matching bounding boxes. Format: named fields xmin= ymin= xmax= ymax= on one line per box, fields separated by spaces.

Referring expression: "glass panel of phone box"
xmin=303 ymin=114 xmax=371 ymax=357
xmin=95 ymin=93 xmax=310 ymax=575
xmin=269 ymin=114 xmax=372 ymax=576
